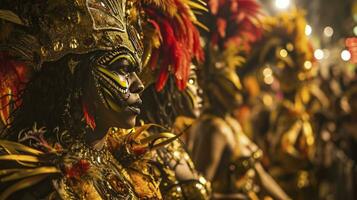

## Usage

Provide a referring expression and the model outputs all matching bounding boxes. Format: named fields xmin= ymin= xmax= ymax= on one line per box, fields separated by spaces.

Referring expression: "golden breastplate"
xmin=150 ymin=140 xmax=211 ymax=200
xmin=53 ymin=142 xmax=138 ymax=200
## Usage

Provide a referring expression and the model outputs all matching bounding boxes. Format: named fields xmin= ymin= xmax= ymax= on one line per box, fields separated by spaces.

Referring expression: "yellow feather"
xmin=186 ymin=1 xmax=208 ymax=12
xmin=0 ymin=166 xmax=60 ymax=182
xmin=0 ymin=140 xmax=44 ymax=155
xmin=142 ymin=132 xmax=181 ymax=151
xmin=0 ymin=175 xmax=48 ymax=200
xmin=0 ymin=169 xmax=24 ymax=176
xmin=139 ymin=132 xmax=176 ymax=145
xmin=0 ymin=9 xmax=24 ymax=25
xmin=0 ymin=155 xmax=40 ymax=163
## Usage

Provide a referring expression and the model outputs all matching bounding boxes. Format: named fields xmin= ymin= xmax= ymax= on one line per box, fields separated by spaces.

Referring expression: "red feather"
xmin=144 ymin=1 xmax=204 ymax=91
xmin=82 ymin=103 xmax=96 ymax=130
xmin=0 ymin=51 xmax=29 ymax=125
xmin=65 ymin=159 xmax=91 ymax=180
xmin=207 ymin=0 xmax=263 ymax=53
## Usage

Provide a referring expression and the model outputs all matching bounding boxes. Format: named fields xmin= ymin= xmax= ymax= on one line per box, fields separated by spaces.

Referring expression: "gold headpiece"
xmin=0 ymin=0 xmax=143 ymax=67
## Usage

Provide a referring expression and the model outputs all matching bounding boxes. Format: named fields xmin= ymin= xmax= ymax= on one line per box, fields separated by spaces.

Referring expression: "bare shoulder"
xmin=193 ymin=115 xmax=233 ymax=140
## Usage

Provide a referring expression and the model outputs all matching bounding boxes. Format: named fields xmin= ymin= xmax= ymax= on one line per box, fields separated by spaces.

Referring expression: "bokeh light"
xmin=275 ymin=0 xmax=291 ymax=10
xmin=341 ymin=50 xmax=351 ymax=61
xmin=305 ymin=24 xmax=312 ymax=36
xmin=314 ymin=49 xmax=324 ymax=60
xmin=323 ymin=26 xmax=334 ymax=37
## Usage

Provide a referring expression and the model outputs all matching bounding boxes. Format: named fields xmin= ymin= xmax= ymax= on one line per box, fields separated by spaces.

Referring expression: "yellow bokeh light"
xmin=286 ymin=43 xmax=294 ymax=51
xmin=304 ymin=61 xmax=312 ymax=70
xmin=263 ymin=67 xmax=273 ymax=77
xmin=264 ymin=75 xmax=274 ymax=85
xmin=279 ymin=49 xmax=288 ymax=58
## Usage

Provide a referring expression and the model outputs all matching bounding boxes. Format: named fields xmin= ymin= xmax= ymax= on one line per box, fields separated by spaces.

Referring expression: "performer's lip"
xmin=127 ymin=99 xmax=142 ymax=115
xmin=197 ymin=101 xmax=203 ymax=108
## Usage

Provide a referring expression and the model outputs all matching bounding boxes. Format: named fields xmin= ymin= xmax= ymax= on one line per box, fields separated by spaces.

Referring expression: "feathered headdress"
xmin=139 ymin=0 xmax=207 ymax=91
xmin=257 ymin=9 xmax=315 ymax=71
xmin=202 ymin=0 xmax=263 ymax=96
xmin=208 ymin=0 xmax=263 ymax=53
xmin=0 ymin=0 xmax=147 ymax=128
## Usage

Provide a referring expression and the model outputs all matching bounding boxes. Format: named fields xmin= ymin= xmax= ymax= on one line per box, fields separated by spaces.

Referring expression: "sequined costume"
xmin=139 ymin=77 xmax=211 ymax=199
xmin=188 ymin=0 xmax=290 ymax=199
xmin=190 ymin=114 xmax=266 ymax=199
xmin=134 ymin=1 xmax=211 ymax=198
xmin=148 ymin=138 xmax=211 ymax=199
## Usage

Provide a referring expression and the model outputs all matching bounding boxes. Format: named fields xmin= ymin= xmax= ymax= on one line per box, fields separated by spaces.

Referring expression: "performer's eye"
xmin=108 ymin=56 xmax=135 ymax=76
xmin=188 ymin=77 xmax=196 ymax=85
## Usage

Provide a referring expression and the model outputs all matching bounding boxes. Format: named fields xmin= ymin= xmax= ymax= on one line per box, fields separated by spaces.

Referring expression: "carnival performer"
xmin=132 ymin=1 xmax=211 ymax=198
xmin=139 ymin=64 xmax=210 ymax=199
xmin=247 ymin=10 xmax=318 ymax=200
xmin=189 ymin=0 xmax=290 ymax=199
xmin=0 ymin=0 xmax=198 ymax=199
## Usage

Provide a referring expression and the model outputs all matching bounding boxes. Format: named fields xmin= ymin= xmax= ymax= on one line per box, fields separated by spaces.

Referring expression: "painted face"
xmin=183 ymin=64 xmax=203 ymax=117
xmin=88 ymin=46 xmax=144 ymax=129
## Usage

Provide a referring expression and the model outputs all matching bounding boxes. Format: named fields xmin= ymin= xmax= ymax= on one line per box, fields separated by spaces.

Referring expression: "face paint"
xmin=92 ymin=47 xmax=140 ymax=113
xmin=184 ymin=65 xmax=203 ymax=117
xmin=96 ymin=66 xmax=129 ymax=94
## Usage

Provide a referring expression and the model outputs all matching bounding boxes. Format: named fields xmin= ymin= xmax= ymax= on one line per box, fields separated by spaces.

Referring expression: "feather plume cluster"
xmin=207 ymin=0 xmax=263 ymax=54
xmin=201 ymin=0 xmax=263 ymax=95
xmin=199 ymin=0 xmax=264 ymax=106
xmin=140 ymin=0 xmax=207 ymax=91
